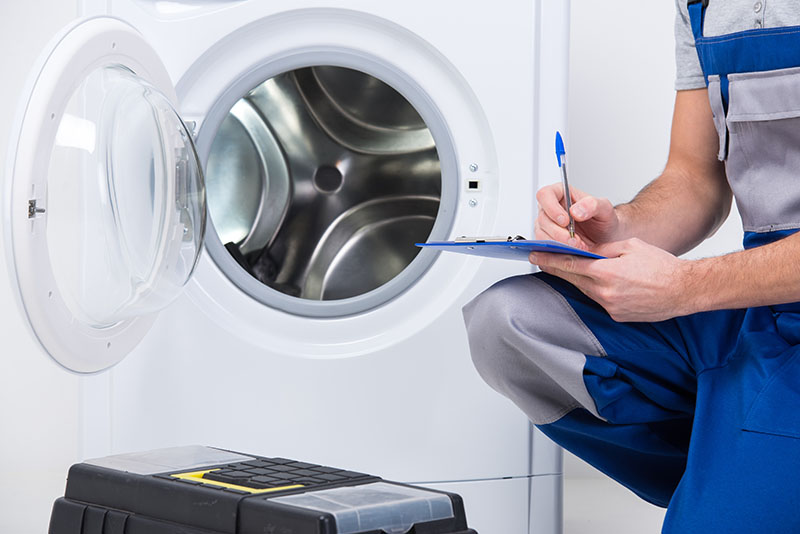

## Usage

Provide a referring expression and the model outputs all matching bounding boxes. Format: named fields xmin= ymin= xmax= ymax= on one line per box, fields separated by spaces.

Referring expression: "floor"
xmin=563 ymin=452 xmax=666 ymax=534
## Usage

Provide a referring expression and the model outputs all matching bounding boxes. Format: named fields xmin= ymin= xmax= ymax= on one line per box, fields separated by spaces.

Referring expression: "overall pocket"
xmin=725 ymin=66 xmax=800 ymax=233
xmin=706 ymin=75 xmax=728 ymax=161
xmin=742 ymin=347 xmax=800 ymax=439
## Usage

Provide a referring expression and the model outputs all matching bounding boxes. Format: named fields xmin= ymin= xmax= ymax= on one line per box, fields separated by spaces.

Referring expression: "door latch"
xmin=28 ymin=199 xmax=45 ymax=219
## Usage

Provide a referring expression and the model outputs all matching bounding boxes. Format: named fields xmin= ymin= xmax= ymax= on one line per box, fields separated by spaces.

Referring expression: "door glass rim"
xmin=192 ymin=50 xmax=458 ymax=318
xmin=4 ymin=17 xmax=189 ymax=373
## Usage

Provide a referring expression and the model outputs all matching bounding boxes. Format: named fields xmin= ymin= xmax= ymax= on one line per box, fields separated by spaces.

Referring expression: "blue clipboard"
xmin=416 ymin=239 xmax=606 ymax=261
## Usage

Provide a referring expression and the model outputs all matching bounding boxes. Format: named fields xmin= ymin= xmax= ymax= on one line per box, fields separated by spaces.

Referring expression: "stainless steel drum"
xmin=206 ymin=66 xmax=442 ymax=301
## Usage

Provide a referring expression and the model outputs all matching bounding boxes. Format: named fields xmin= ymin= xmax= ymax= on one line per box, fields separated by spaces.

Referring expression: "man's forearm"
xmin=614 ymin=164 xmax=732 ymax=257
xmin=531 ymin=227 xmax=800 ymax=322
xmin=678 ymin=232 xmax=800 ymax=313
xmin=610 ymin=90 xmax=732 ymax=256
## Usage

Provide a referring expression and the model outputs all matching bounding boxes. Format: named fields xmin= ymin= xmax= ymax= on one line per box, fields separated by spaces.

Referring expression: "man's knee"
xmin=462 ymin=274 xmax=552 ymax=389
xmin=463 ymin=274 xmax=605 ymax=424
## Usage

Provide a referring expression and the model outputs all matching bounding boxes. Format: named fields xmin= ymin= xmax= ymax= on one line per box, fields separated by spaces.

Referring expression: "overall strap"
xmin=686 ymin=0 xmax=800 ymax=107
xmin=687 ymin=0 xmax=707 ymax=45
xmin=687 ymin=0 xmax=726 ymax=107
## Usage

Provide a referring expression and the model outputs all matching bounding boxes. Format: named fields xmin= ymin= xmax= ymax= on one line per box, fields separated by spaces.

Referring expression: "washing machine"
xmin=4 ymin=1 xmax=569 ymax=532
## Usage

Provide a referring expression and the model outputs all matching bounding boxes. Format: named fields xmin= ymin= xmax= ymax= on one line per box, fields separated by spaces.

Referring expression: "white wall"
xmin=564 ymin=1 xmax=742 ymax=532
xmin=0 ymin=3 xmax=82 ymax=533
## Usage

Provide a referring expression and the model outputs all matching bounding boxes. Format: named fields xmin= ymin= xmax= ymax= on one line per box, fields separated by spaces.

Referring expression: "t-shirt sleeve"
xmin=675 ymin=0 xmax=706 ymax=90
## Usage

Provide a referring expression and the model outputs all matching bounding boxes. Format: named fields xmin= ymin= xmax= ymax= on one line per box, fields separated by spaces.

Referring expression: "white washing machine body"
xmin=4 ymin=1 xmax=569 ymax=532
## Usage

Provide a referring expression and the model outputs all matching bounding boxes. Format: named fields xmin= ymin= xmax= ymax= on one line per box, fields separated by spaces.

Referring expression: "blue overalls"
xmin=463 ymin=1 xmax=800 ymax=531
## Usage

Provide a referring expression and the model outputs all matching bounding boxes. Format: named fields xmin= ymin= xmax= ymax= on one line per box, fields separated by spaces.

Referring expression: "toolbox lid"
xmin=272 ymin=481 xmax=454 ymax=534
xmin=84 ymin=445 xmax=253 ymax=475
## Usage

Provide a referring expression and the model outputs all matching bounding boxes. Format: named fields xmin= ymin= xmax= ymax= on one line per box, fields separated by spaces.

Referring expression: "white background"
xmin=0 ymin=1 xmax=743 ymax=533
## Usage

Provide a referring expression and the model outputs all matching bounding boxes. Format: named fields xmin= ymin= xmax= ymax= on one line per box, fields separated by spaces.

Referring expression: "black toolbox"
xmin=49 ymin=446 xmax=477 ymax=534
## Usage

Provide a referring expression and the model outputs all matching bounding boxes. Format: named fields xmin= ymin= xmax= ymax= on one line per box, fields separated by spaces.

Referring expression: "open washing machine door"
xmin=4 ymin=17 xmax=206 ymax=374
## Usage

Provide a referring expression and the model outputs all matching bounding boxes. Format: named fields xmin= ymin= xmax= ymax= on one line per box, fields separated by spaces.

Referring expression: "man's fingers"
xmin=529 ymin=251 xmax=597 ymax=276
xmin=536 ymin=214 xmax=574 ymax=242
xmin=571 ymin=196 xmax=614 ymax=223
xmin=593 ymin=238 xmax=639 ymax=258
xmin=534 ymin=218 xmax=591 ymax=250
xmin=536 ymin=265 xmax=597 ymax=295
xmin=534 ymin=225 xmax=559 ymax=241
xmin=570 ymin=197 xmax=593 ymax=221
xmin=536 ymin=185 xmax=570 ymax=228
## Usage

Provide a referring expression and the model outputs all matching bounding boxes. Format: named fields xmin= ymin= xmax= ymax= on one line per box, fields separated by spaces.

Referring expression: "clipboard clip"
xmin=455 ymin=235 xmax=528 ymax=243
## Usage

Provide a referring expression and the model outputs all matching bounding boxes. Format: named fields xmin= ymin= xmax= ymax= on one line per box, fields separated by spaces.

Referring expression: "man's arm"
xmin=614 ymin=88 xmax=731 ymax=255
xmin=531 ymin=227 xmax=800 ymax=322
xmin=535 ymin=89 xmax=730 ymax=254
xmin=532 ymin=89 xmax=800 ymax=321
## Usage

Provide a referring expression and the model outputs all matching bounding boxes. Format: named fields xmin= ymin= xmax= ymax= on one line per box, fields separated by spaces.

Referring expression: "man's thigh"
xmin=464 ymin=272 xmax=746 ymax=424
xmin=463 ymin=272 xmax=748 ymax=507
xmin=665 ymin=349 xmax=800 ymax=532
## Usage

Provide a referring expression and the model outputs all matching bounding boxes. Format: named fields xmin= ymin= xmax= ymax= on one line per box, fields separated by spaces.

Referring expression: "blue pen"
xmin=555 ymin=131 xmax=575 ymax=238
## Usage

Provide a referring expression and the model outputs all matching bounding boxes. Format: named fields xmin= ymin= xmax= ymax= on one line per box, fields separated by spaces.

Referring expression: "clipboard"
xmin=416 ymin=236 xmax=605 ymax=261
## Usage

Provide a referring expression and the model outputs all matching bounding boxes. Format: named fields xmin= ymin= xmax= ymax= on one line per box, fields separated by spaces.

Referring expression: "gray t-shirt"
xmin=675 ymin=0 xmax=800 ymax=90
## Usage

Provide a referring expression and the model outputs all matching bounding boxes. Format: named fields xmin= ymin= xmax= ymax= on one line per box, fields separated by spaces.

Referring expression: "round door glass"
xmin=45 ymin=65 xmax=206 ymax=328
xmin=205 ymin=66 xmax=446 ymax=314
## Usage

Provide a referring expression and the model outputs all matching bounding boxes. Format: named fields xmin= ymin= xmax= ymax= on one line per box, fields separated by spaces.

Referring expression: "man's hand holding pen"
xmin=532 ymin=182 xmax=689 ymax=323
xmin=534 ymin=183 xmax=621 ymax=250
